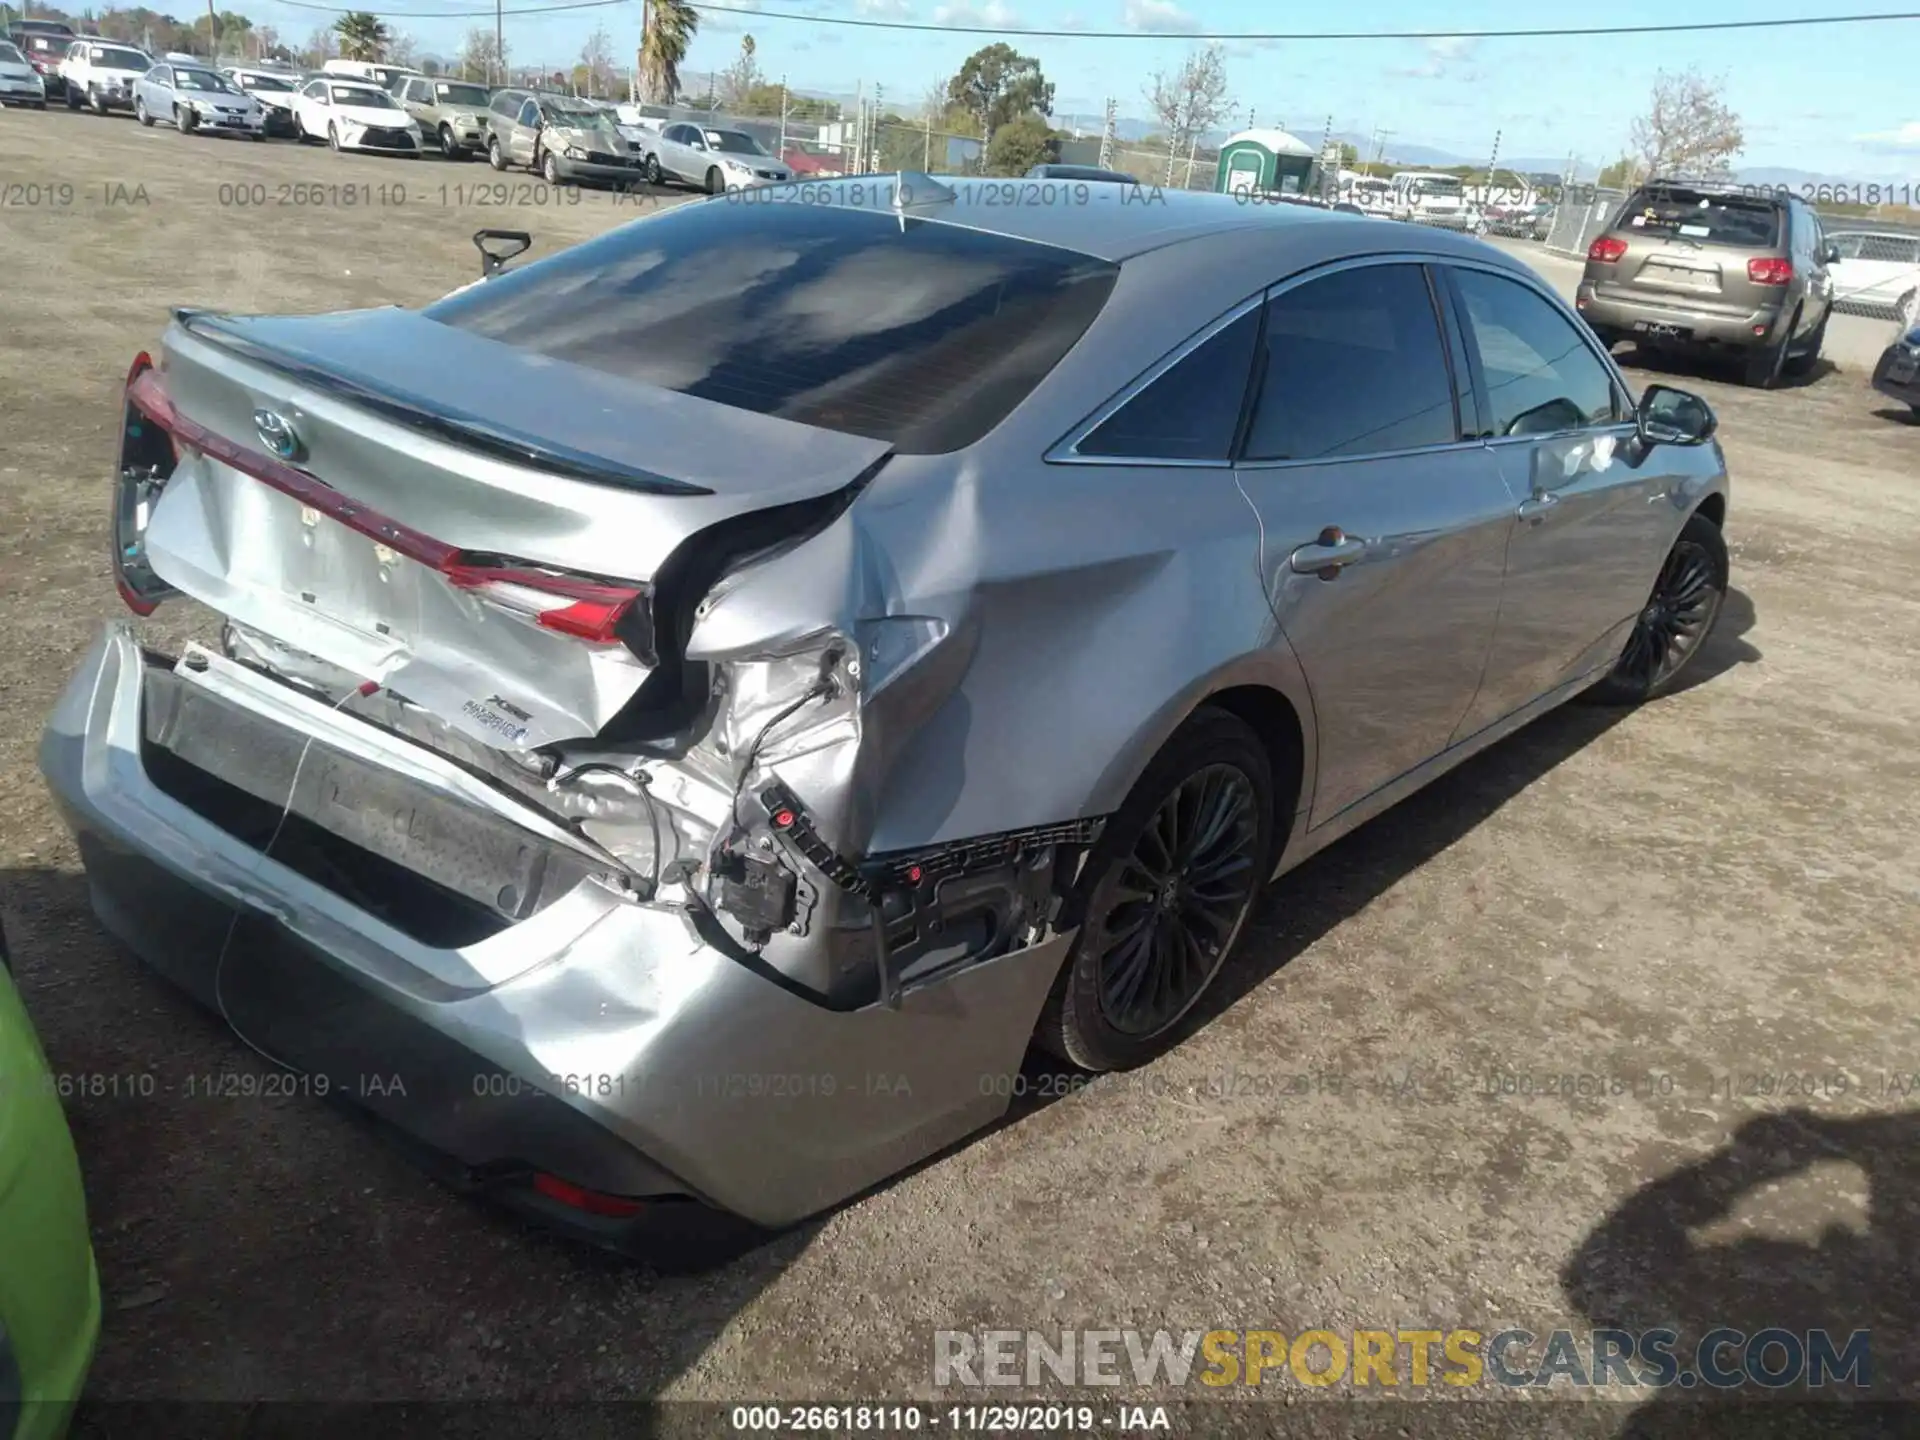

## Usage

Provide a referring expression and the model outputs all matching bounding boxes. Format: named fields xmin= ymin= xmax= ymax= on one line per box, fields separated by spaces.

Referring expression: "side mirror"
xmin=1636 ymin=383 xmax=1716 ymax=448
xmin=1824 ymin=243 xmax=1841 ymax=264
xmin=473 ymin=228 xmax=532 ymax=278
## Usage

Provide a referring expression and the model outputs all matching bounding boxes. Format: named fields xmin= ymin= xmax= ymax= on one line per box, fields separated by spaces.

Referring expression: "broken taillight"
xmin=120 ymin=360 xmax=655 ymax=657
xmin=1587 ymin=235 xmax=1628 ymax=263
xmin=440 ymin=566 xmax=643 ymax=645
xmin=113 ymin=351 xmax=181 ymax=616
xmin=1747 ymin=256 xmax=1793 ymax=286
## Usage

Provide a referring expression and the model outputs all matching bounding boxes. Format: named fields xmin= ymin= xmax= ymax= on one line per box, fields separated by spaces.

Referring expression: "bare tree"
xmin=386 ymin=29 xmax=418 ymax=67
xmin=458 ymin=26 xmax=506 ymax=84
xmin=1145 ymin=45 xmax=1230 ymax=185
xmin=1628 ymin=67 xmax=1744 ymax=182
xmin=301 ymin=25 xmax=339 ymax=65
xmin=579 ymin=24 xmax=617 ymax=98
xmin=721 ymin=33 xmax=760 ymax=109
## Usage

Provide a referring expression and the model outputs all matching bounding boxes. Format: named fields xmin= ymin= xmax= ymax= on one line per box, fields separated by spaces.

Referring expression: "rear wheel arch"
xmin=1200 ymin=684 xmax=1307 ymax=860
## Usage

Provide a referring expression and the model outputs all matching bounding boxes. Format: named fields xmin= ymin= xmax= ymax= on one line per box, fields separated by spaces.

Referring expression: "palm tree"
xmin=637 ymin=0 xmax=697 ymax=105
xmin=332 ymin=12 xmax=390 ymax=62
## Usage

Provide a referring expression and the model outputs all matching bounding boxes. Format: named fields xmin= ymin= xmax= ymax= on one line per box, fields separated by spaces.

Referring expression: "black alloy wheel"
xmin=1037 ymin=707 xmax=1277 ymax=1072
xmin=1585 ymin=511 xmax=1728 ymax=705
xmin=1095 ymin=764 xmax=1262 ymax=1038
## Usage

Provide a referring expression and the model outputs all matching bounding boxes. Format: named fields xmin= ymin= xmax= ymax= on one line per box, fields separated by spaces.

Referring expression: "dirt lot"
xmin=4 ymin=106 xmax=1920 ymax=1430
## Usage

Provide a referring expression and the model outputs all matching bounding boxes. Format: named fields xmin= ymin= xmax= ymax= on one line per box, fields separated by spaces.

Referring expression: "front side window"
xmin=96 ymin=47 xmax=150 ymax=72
xmin=147 ymin=64 xmax=171 ymax=85
xmin=517 ymin=98 xmax=539 ymax=126
xmin=1075 ymin=306 xmax=1260 ymax=462
xmin=1241 ymin=263 xmax=1458 ymax=462
xmin=331 ymin=85 xmax=396 ymax=109
xmin=1450 ymin=267 xmax=1621 ymax=437
xmin=426 ymin=202 xmax=1119 ymax=454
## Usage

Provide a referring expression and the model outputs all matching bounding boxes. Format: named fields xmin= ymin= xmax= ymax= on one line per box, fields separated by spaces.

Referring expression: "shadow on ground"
xmin=1562 ymin=1109 xmax=1920 ymax=1438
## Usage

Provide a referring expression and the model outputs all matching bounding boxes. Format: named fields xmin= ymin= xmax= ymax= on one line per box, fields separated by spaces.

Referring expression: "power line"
xmin=253 ymin=0 xmax=1920 ymax=35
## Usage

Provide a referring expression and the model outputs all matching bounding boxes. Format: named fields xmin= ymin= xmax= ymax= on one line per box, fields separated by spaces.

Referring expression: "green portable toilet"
xmin=1216 ymin=128 xmax=1318 ymax=197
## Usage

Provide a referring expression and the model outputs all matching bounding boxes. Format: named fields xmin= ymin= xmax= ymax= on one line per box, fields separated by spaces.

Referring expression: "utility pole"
xmin=495 ymin=0 xmax=504 ymax=88
xmin=1097 ymin=95 xmax=1115 ymax=170
xmin=1164 ymin=93 xmax=1185 ymax=186
xmin=206 ymin=0 xmax=217 ymax=59
xmin=1484 ymin=127 xmax=1501 ymax=196
xmin=923 ymin=101 xmax=933 ymax=169
xmin=873 ymin=82 xmax=883 ymax=170
xmin=779 ymin=75 xmax=789 ymax=155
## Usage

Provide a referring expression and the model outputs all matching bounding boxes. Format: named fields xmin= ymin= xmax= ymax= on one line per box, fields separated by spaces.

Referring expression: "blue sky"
xmin=251 ymin=0 xmax=1920 ymax=173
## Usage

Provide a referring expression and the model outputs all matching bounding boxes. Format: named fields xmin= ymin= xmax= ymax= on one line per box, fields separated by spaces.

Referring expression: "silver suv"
xmin=1576 ymin=179 xmax=1838 ymax=388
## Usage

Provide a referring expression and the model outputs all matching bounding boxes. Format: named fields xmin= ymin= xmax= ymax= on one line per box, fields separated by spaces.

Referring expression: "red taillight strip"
xmin=124 ymin=365 xmax=644 ymax=621
xmin=128 ymin=365 xmax=462 ymax=570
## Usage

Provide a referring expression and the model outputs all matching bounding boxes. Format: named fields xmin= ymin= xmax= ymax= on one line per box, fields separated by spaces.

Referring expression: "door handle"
xmin=1517 ymin=491 xmax=1559 ymax=523
xmin=1287 ymin=526 xmax=1368 ymax=578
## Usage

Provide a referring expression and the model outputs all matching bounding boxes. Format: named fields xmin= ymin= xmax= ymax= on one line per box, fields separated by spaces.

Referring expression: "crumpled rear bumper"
xmin=37 ymin=622 xmax=1071 ymax=1236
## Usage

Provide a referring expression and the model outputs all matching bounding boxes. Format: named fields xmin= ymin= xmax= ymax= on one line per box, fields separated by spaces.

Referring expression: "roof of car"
xmin=775 ymin=174 xmax=1516 ymax=264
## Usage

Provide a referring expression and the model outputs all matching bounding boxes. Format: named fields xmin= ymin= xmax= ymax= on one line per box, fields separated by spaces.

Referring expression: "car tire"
xmin=64 ymin=85 xmax=80 ymax=110
xmin=439 ymin=124 xmax=461 ymax=159
xmin=541 ymin=149 xmax=565 ymax=185
xmin=644 ymin=153 xmax=663 ymax=186
xmin=1034 ymin=707 xmax=1276 ymax=1073
xmin=488 ymin=137 xmax=506 ymax=170
xmin=1783 ymin=310 xmax=1827 ymax=378
xmin=175 ymin=103 xmax=196 ymax=133
xmin=328 ymin=121 xmax=341 ymax=151
xmin=135 ymin=95 xmax=151 ymax=126
xmin=89 ymin=85 xmax=108 ymax=116
xmin=1582 ymin=511 xmax=1728 ymax=707
xmin=33 ymin=100 xmax=48 ymax=110
xmin=1896 ymin=289 xmax=1917 ymax=332
xmin=294 ymin=111 xmax=308 ymax=141
xmin=1743 ymin=308 xmax=1797 ymax=388
xmin=705 ymin=166 xmax=724 ymax=195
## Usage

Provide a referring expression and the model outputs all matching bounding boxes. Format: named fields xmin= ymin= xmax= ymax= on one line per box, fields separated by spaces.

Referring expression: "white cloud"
xmin=1123 ymin=0 xmax=1201 ymax=35
xmin=856 ymin=0 xmax=913 ymax=14
xmin=932 ymin=0 xmax=1022 ymax=25
xmin=1393 ymin=34 xmax=1479 ymax=80
xmin=1854 ymin=120 xmax=1920 ymax=150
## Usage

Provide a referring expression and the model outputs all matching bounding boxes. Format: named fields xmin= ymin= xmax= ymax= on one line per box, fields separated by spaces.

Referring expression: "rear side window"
xmin=1617 ymin=187 xmax=1781 ymax=247
xmin=1241 ymin=263 xmax=1458 ymax=461
xmin=1076 ymin=307 xmax=1260 ymax=461
xmin=1450 ymin=268 xmax=1621 ymax=436
xmin=426 ymin=201 xmax=1119 ymax=454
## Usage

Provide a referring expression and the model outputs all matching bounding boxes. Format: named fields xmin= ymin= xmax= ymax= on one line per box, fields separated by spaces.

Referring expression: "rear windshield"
xmin=94 ymin=47 xmax=151 ymax=71
xmin=1618 ymin=187 xmax=1781 ymax=246
xmin=424 ymin=200 xmax=1119 ymax=453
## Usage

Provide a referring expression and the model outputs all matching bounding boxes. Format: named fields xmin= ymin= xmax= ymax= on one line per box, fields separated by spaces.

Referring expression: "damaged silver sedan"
xmin=41 ymin=177 xmax=1731 ymax=1251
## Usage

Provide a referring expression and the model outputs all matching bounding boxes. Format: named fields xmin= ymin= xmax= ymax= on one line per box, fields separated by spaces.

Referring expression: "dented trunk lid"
xmin=137 ymin=307 xmax=890 ymax=750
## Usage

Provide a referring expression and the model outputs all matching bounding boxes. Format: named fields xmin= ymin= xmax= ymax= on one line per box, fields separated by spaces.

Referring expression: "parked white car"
xmin=640 ymin=121 xmax=794 ymax=193
xmin=1827 ymin=230 xmax=1920 ymax=320
xmin=223 ymin=65 xmax=303 ymax=136
xmin=321 ymin=57 xmax=420 ymax=91
xmin=0 ymin=40 xmax=49 ymax=108
xmin=291 ymin=77 xmax=423 ymax=154
xmin=58 ymin=38 xmax=151 ymax=115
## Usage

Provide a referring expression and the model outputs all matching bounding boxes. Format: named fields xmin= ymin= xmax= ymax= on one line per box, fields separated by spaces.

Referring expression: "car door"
xmin=1441 ymin=261 xmax=1677 ymax=735
xmin=298 ymin=78 xmax=325 ymax=132
xmin=1796 ymin=202 xmax=1835 ymax=333
xmin=1232 ymin=259 xmax=1517 ymax=828
xmin=653 ymin=123 xmax=687 ymax=179
xmin=510 ymin=97 xmax=540 ymax=166
xmin=398 ymin=77 xmax=428 ymax=129
xmin=137 ymin=61 xmax=165 ymax=113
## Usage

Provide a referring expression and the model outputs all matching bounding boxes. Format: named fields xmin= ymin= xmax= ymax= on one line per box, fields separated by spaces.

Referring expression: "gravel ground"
xmin=3 ymin=105 xmax=1918 ymax=1435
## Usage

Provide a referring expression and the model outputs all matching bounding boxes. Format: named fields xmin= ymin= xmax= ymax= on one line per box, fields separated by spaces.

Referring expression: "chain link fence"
xmin=1543 ymin=185 xmax=1627 ymax=258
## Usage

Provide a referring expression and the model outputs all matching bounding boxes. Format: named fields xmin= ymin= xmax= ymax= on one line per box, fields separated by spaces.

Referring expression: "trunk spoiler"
xmin=174 ymin=309 xmax=711 ymax=498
